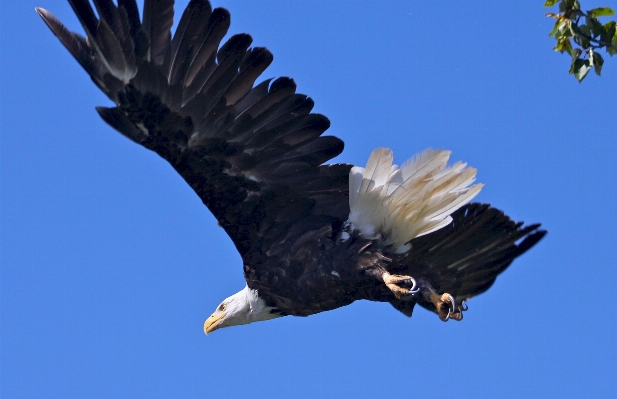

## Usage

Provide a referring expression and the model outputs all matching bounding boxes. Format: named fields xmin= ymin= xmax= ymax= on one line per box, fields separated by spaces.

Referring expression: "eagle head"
xmin=204 ymin=286 xmax=281 ymax=334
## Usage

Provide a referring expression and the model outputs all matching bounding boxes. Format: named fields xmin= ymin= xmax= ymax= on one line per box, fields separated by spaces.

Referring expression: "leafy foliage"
xmin=544 ymin=0 xmax=616 ymax=82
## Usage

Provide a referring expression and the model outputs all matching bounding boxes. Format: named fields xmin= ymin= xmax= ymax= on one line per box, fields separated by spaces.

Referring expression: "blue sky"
xmin=2 ymin=1 xmax=616 ymax=397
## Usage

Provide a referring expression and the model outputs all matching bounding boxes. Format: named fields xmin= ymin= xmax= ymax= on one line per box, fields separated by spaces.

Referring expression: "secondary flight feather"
xmin=37 ymin=0 xmax=546 ymax=333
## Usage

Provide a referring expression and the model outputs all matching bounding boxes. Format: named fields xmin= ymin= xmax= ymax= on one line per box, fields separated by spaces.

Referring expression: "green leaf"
xmin=601 ymin=21 xmax=616 ymax=43
xmin=579 ymin=34 xmax=592 ymax=48
xmin=559 ymin=19 xmax=573 ymax=37
xmin=550 ymin=19 xmax=565 ymax=37
xmin=572 ymin=58 xmax=591 ymax=81
xmin=606 ymin=33 xmax=617 ymax=57
xmin=544 ymin=0 xmax=559 ymax=7
xmin=592 ymin=51 xmax=604 ymax=75
xmin=569 ymin=49 xmax=583 ymax=73
xmin=575 ymin=24 xmax=592 ymax=47
xmin=578 ymin=24 xmax=591 ymax=36
xmin=589 ymin=7 xmax=615 ymax=17
xmin=563 ymin=0 xmax=580 ymax=11
xmin=554 ymin=37 xmax=573 ymax=53
xmin=609 ymin=34 xmax=617 ymax=56
xmin=587 ymin=16 xmax=604 ymax=37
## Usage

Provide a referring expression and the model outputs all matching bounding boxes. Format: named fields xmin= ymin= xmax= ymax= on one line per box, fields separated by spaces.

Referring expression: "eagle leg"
xmin=427 ymin=291 xmax=468 ymax=322
xmin=413 ymin=279 xmax=467 ymax=321
xmin=382 ymin=272 xmax=419 ymax=300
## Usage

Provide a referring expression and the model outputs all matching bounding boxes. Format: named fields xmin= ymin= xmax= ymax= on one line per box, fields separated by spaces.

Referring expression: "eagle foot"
xmin=383 ymin=272 xmax=419 ymax=300
xmin=430 ymin=293 xmax=467 ymax=322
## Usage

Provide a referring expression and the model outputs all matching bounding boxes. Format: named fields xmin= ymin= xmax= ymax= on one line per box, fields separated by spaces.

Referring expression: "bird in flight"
xmin=36 ymin=0 xmax=545 ymax=334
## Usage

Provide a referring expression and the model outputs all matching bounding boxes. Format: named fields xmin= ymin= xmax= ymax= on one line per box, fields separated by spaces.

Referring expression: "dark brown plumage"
xmin=37 ymin=0 xmax=545 ymax=325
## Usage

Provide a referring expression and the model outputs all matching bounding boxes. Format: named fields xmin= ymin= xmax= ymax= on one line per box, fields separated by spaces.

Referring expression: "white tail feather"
xmin=348 ymin=148 xmax=483 ymax=252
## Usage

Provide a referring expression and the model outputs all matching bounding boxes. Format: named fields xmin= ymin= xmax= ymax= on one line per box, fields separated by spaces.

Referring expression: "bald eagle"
xmin=36 ymin=0 xmax=545 ymax=334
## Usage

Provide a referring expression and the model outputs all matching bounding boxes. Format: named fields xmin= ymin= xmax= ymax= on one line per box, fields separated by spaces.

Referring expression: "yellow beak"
xmin=203 ymin=311 xmax=226 ymax=335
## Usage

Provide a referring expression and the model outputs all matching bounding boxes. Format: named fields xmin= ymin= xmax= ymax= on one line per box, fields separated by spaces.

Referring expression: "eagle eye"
xmin=219 ymin=304 xmax=226 ymax=311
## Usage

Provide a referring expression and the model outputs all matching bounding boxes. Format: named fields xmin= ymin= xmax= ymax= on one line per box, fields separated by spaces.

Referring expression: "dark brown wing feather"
xmin=390 ymin=203 xmax=546 ymax=316
xmin=142 ymin=0 xmax=174 ymax=65
xmin=37 ymin=1 xmax=351 ymax=263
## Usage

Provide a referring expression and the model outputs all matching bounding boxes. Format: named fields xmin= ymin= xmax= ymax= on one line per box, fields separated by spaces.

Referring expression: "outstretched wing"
xmin=391 ymin=203 xmax=546 ymax=316
xmin=37 ymin=0 xmax=351 ymax=259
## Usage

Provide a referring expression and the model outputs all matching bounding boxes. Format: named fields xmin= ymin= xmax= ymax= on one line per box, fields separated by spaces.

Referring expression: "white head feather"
xmin=204 ymin=285 xmax=281 ymax=334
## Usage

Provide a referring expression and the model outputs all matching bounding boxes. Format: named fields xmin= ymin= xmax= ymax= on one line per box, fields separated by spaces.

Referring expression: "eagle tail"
xmin=348 ymin=148 xmax=483 ymax=252
xmin=400 ymin=203 xmax=547 ymax=316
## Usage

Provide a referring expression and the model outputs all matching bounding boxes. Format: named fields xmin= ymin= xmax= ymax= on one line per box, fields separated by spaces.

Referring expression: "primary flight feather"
xmin=36 ymin=0 xmax=545 ymax=333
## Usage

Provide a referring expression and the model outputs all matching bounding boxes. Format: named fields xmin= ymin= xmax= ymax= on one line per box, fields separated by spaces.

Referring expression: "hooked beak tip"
xmin=204 ymin=313 xmax=223 ymax=335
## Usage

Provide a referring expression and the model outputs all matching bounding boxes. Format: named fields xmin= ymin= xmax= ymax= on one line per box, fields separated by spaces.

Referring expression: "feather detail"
xmin=142 ymin=0 xmax=174 ymax=65
xmin=348 ymin=148 xmax=483 ymax=252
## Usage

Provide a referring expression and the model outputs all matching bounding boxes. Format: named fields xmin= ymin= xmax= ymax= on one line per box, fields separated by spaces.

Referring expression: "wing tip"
xmin=35 ymin=7 xmax=54 ymax=26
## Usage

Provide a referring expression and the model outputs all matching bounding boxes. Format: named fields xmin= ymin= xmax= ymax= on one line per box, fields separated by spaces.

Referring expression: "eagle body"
xmin=37 ymin=0 xmax=546 ymax=332
xmin=246 ymin=230 xmax=392 ymax=317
